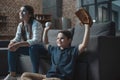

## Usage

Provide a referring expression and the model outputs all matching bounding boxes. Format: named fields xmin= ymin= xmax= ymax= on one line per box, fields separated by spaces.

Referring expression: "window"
xmin=78 ymin=0 xmax=112 ymax=23
xmin=77 ymin=0 xmax=120 ymax=31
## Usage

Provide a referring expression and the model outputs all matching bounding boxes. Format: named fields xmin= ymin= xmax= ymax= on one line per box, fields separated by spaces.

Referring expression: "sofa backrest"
xmin=47 ymin=21 xmax=115 ymax=46
xmin=90 ymin=21 xmax=115 ymax=36
xmin=71 ymin=21 xmax=115 ymax=46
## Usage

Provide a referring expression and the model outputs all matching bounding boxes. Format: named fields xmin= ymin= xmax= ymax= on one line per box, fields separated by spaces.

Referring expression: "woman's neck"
xmin=24 ymin=20 xmax=29 ymax=25
xmin=23 ymin=17 xmax=30 ymax=24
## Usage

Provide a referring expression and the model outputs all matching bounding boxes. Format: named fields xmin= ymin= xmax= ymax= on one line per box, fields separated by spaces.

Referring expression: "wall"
xmin=42 ymin=0 xmax=79 ymax=28
xmin=62 ymin=0 xmax=78 ymax=27
xmin=42 ymin=0 xmax=62 ymax=18
xmin=0 ymin=0 xmax=80 ymax=35
xmin=0 ymin=0 xmax=42 ymax=35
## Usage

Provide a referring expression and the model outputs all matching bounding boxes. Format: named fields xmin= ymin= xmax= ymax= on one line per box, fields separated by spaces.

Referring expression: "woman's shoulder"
xmin=17 ymin=22 xmax=22 ymax=28
xmin=32 ymin=19 xmax=42 ymax=27
xmin=18 ymin=22 xmax=22 ymax=25
xmin=33 ymin=19 xmax=42 ymax=25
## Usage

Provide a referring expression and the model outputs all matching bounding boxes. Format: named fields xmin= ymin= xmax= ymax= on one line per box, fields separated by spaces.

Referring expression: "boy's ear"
xmin=68 ymin=27 xmax=75 ymax=40
xmin=69 ymin=38 xmax=72 ymax=43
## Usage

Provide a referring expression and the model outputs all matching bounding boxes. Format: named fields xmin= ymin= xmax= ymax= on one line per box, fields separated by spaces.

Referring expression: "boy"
xmin=21 ymin=9 xmax=92 ymax=80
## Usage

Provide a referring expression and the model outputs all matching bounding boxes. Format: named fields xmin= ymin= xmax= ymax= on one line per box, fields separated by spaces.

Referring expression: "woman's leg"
xmin=29 ymin=44 xmax=47 ymax=73
xmin=21 ymin=72 xmax=46 ymax=80
xmin=8 ymin=47 xmax=29 ymax=76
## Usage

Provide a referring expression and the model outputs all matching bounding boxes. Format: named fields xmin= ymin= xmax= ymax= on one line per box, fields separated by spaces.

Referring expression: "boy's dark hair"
xmin=58 ymin=30 xmax=73 ymax=39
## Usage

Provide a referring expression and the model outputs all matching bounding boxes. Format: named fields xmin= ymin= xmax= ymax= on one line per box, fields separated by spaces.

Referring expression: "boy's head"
xmin=56 ymin=30 xmax=72 ymax=49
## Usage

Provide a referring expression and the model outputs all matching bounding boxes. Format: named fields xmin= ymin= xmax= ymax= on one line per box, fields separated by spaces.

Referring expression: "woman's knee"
xmin=8 ymin=50 xmax=16 ymax=54
xmin=30 ymin=44 xmax=42 ymax=49
xmin=30 ymin=44 xmax=47 ymax=54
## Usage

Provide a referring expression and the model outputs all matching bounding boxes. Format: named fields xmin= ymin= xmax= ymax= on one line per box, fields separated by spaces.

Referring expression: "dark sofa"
xmin=0 ymin=21 xmax=120 ymax=80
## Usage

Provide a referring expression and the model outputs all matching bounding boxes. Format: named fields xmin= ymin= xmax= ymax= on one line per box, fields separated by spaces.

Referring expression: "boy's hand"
xmin=45 ymin=22 xmax=52 ymax=30
xmin=75 ymin=7 xmax=93 ymax=27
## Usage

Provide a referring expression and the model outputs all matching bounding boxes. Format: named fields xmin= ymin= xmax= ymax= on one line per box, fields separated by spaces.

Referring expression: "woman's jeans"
xmin=8 ymin=44 xmax=47 ymax=73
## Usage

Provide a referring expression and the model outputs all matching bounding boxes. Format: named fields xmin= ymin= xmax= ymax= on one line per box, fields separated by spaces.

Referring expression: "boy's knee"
xmin=21 ymin=72 xmax=30 ymax=78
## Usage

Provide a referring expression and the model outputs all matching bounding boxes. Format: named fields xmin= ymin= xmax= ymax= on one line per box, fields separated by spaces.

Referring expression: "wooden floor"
xmin=0 ymin=75 xmax=21 ymax=80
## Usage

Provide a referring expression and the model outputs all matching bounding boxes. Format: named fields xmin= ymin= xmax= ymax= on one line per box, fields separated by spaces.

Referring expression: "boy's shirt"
xmin=46 ymin=45 xmax=79 ymax=80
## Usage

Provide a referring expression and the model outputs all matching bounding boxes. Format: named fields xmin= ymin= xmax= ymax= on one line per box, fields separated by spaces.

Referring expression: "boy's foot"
xmin=75 ymin=7 xmax=93 ymax=27
xmin=4 ymin=74 xmax=17 ymax=80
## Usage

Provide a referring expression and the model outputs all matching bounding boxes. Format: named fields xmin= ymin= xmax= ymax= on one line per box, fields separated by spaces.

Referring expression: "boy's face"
xmin=56 ymin=33 xmax=71 ymax=49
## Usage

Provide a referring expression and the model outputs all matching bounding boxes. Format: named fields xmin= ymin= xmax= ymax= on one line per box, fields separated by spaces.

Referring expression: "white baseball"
xmin=45 ymin=22 xmax=52 ymax=27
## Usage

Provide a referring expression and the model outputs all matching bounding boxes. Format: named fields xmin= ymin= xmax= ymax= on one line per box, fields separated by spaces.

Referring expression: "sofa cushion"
xmin=72 ymin=21 xmax=115 ymax=46
xmin=90 ymin=21 xmax=115 ymax=36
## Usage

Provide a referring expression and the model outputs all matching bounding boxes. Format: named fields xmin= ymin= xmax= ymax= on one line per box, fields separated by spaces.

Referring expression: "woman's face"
xmin=56 ymin=33 xmax=71 ymax=49
xmin=19 ymin=7 xmax=30 ymax=21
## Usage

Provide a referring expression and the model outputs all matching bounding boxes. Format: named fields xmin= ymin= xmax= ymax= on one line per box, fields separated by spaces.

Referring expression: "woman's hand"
xmin=8 ymin=42 xmax=20 ymax=51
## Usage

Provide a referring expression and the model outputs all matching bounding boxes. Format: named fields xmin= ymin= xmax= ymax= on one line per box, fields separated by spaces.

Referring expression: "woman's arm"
xmin=8 ymin=23 xmax=23 ymax=51
xmin=11 ymin=23 xmax=22 ymax=43
xmin=78 ymin=24 xmax=90 ymax=54
xmin=8 ymin=41 xmax=30 ymax=51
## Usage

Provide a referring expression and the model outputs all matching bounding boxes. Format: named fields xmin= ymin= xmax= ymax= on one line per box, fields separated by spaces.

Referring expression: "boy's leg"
xmin=43 ymin=78 xmax=61 ymax=80
xmin=21 ymin=72 xmax=46 ymax=80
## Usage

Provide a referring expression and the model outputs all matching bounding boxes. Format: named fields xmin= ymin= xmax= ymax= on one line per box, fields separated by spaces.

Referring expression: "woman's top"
xmin=11 ymin=20 xmax=43 ymax=45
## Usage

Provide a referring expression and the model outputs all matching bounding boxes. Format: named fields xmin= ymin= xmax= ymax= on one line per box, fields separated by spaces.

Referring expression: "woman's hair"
xmin=23 ymin=5 xmax=35 ymax=24
xmin=21 ymin=5 xmax=35 ymax=41
xmin=58 ymin=30 xmax=72 ymax=39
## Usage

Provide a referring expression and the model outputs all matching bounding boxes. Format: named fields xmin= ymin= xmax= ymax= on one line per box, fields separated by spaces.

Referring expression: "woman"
xmin=4 ymin=5 xmax=45 ymax=80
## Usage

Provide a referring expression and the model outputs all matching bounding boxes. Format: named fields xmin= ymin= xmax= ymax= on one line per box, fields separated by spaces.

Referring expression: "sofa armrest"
xmin=0 ymin=40 xmax=9 ymax=76
xmin=0 ymin=40 xmax=10 ymax=47
xmin=87 ymin=36 xmax=120 ymax=80
xmin=98 ymin=36 xmax=120 ymax=80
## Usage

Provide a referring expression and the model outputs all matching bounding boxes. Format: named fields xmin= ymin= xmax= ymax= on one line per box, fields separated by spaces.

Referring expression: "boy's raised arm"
xmin=75 ymin=8 xmax=93 ymax=54
xmin=42 ymin=22 xmax=52 ymax=50
xmin=78 ymin=24 xmax=90 ymax=54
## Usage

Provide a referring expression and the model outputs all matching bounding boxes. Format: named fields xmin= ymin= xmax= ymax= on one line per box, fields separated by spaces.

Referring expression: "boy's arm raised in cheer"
xmin=42 ymin=22 xmax=52 ymax=50
xmin=78 ymin=24 xmax=90 ymax=54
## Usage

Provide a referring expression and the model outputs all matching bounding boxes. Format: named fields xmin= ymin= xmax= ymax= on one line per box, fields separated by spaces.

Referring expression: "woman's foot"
xmin=4 ymin=74 xmax=17 ymax=80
